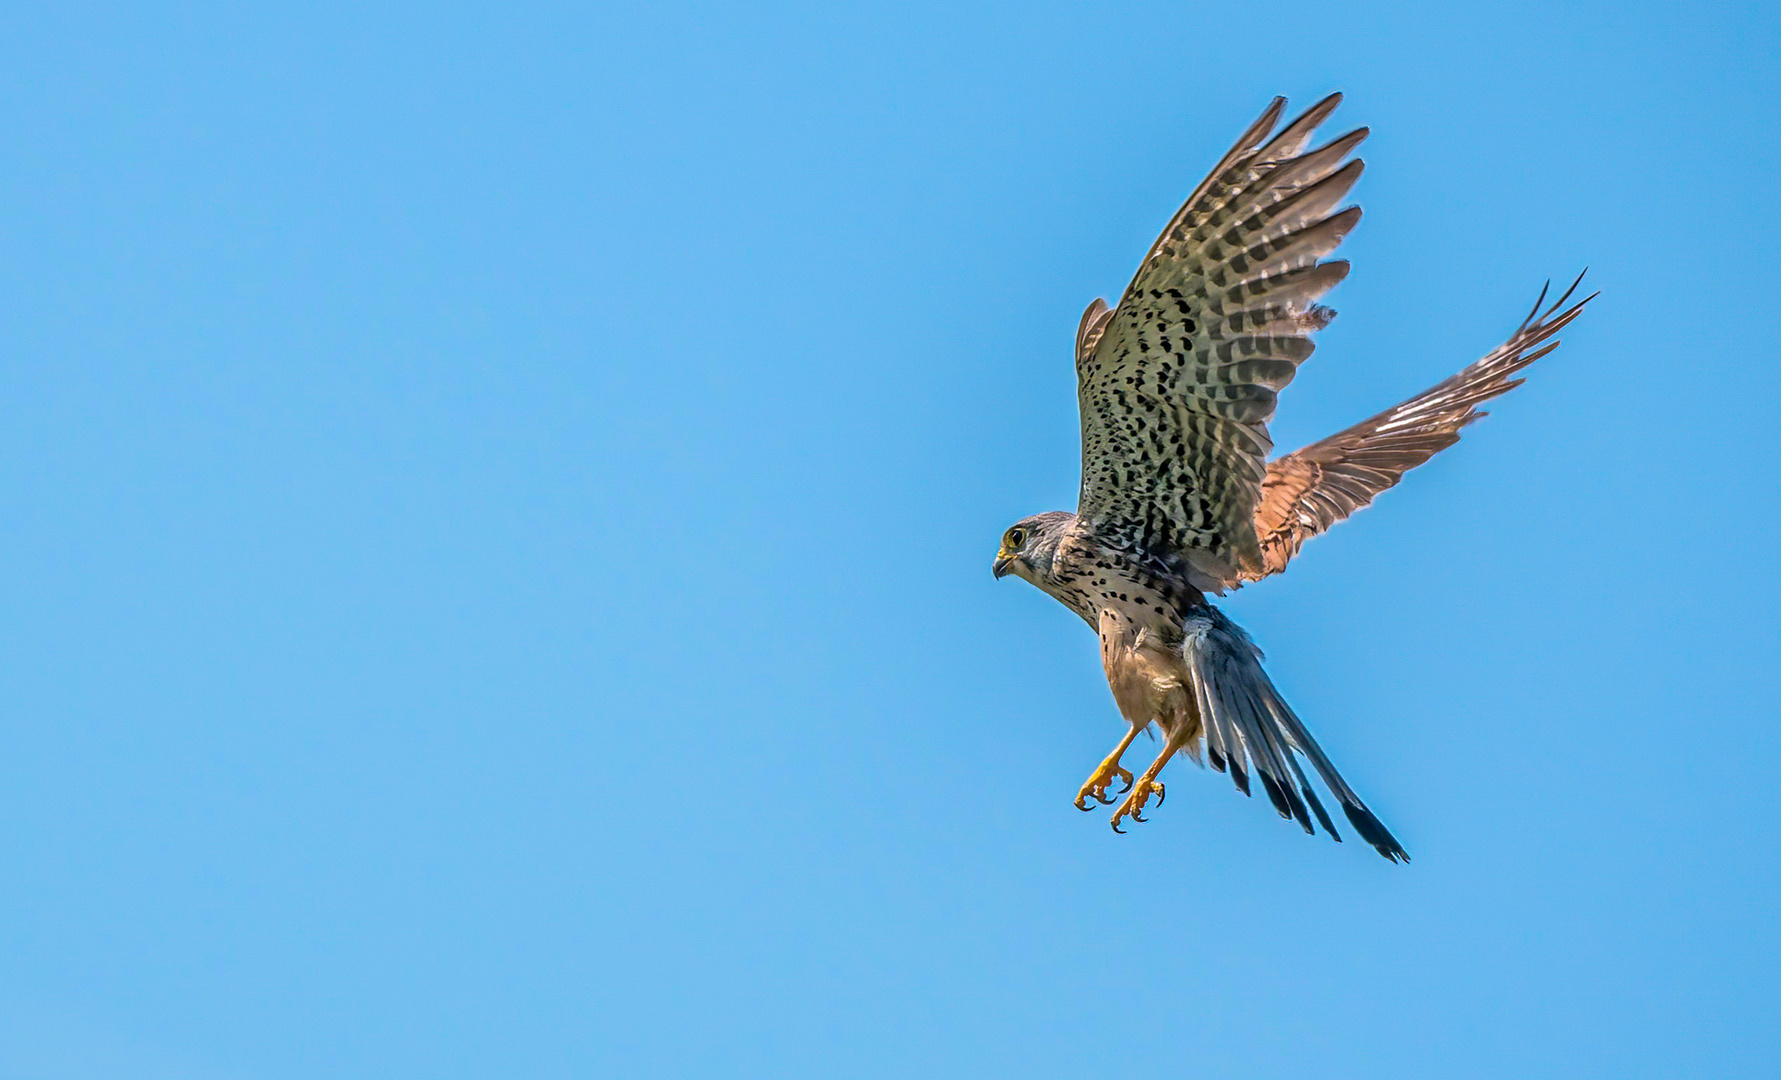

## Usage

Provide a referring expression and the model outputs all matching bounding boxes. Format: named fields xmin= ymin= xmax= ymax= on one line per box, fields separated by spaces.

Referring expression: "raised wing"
xmin=1076 ymin=94 xmax=1364 ymax=589
xmin=1248 ymin=274 xmax=1596 ymax=581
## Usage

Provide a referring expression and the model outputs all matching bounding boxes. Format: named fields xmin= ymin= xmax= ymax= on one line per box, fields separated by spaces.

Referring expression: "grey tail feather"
xmin=1181 ymin=604 xmax=1410 ymax=863
xmin=1341 ymin=801 xmax=1408 ymax=863
xmin=1229 ymin=759 xmax=1251 ymax=797
xmin=1303 ymin=785 xmax=1340 ymax=840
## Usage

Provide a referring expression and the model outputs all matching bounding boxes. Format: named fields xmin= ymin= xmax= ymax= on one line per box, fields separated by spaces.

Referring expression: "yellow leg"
xmin=1110 ymin=731 xmax=1189 ymax=833
xmin=1074 ymin=725 xmax=1140 ymax=811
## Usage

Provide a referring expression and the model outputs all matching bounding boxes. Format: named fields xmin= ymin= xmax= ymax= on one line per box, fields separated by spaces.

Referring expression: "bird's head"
xmin=992 ymin=511 xmax=1074 ymax=584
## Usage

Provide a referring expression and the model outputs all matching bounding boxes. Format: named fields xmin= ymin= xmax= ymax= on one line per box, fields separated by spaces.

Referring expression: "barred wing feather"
xmin=1076 ymin=93 xmax=1365 ymax=588
xmin=1248 ymin=274 xmax=1596 ymax=581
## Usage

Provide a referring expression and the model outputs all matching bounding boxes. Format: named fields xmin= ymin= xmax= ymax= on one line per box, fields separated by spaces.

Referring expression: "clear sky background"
xmin=3 ymin=2 xmax=1777 ymax=1077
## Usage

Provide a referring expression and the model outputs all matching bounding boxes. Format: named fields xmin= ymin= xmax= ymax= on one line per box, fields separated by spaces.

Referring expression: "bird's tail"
xmin=1180 ymin=605 xmax=1409 ymax=863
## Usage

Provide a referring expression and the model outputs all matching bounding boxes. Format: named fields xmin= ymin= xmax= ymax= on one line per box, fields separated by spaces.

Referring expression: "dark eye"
xmin=1006 ymin=528 xmax=1026 ymax=549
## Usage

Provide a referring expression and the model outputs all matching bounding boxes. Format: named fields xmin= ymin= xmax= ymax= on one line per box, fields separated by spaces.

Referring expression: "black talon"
xmin=1154 ymin=785 xmax=1165 ymax=807
xmin=1095 ymin=788 xmax=1116 ymax=805
xmin=1117 ymin=774 xmax=1134 ymax=795
xmin=1132 ymin=810 xmax=1147 ymax=823
xmin=1075 ymin=798 xmax=1093 ymax=812
xmin=1111 ymin=818 xmax=1127 ymax=834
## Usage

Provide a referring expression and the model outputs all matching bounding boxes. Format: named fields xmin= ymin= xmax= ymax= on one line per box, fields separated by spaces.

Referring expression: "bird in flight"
xmin=992 ymin=93 xmax=1592 ymax=861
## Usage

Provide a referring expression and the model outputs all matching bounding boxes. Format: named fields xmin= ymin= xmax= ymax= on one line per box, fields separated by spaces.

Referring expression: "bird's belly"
xmin=1102 ymin=635 xmax=1191 ymax=728
xmin=1096 ymin=601 xmax=1203 ymax=747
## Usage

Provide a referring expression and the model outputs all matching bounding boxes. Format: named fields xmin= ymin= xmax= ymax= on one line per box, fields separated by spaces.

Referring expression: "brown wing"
xmin=1075 ymin=94 xmax=1365 ymax=590
xmin=1246 ymin=274 xmax=1595 ymax=582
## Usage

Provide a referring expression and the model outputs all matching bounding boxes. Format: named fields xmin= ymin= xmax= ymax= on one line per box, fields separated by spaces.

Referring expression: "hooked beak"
xmin=992 ymin=554 xmax=1014 ymax=579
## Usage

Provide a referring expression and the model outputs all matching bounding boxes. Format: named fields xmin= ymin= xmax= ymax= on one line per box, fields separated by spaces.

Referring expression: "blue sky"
xmin=3 ymin=1 xmax=1778 ymax=1076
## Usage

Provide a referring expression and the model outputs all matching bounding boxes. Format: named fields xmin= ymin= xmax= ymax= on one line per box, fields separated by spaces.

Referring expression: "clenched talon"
xmin=1074 ymin=759 xmax=1136 ymax=811
xmin=1108 ymin=778 xmax=1165 ymax=832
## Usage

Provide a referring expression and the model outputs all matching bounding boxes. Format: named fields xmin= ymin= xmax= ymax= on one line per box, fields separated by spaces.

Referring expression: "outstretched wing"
xmin=1247 ymin=274 xmax=1596 ymax=581
xmin=1076 ymin=93 xmax=1364 ymax=589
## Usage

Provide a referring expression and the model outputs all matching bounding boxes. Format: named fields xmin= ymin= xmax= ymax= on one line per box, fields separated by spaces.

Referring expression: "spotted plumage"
xmin=993 ymin=94 xmax=1593 ymax=861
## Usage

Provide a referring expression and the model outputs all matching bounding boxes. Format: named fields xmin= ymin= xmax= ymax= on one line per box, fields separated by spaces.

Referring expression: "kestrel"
xmin=992 ymin=93 xmax=1591 ymax=861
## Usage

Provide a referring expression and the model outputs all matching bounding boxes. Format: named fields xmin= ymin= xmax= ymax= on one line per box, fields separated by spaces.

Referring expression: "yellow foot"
xmin=1109 ymin=779 xmax=1165 ymax=833
xmin=1074 ymin=756 xmax=1135 ymax=811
